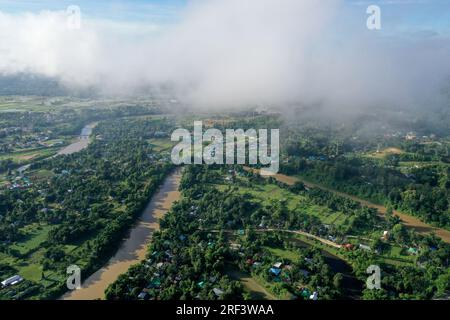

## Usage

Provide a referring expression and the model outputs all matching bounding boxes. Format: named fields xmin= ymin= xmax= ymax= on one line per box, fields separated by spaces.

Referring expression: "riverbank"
xmin=16 ymin=123 xmax=97 ymax=175
xmin=57 ymin=123 xmax=97 ymax=156
xmin=62 ymin=168 xmax=182 ymax=300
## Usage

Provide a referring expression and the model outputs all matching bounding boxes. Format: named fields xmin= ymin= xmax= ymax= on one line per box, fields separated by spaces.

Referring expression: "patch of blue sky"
xmin=0 ymin=0 xmax=187 ymax=24
xmin=0 ymin=0 xmax=448 ymax=35
xmin=346 ymin=0 xmax=450 ymax=36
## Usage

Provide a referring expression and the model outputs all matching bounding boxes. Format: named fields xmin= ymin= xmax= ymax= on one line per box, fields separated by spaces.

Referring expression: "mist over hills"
xmin=0 ymin=74 xmax=69 ymax=96
xmin=0 ymin=0 xmax=449 ymax=141
xmin=1 ymin=0 xmax=450 ymax=116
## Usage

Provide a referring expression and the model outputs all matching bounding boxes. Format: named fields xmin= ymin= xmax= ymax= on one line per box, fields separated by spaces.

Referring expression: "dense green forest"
xmin=281 ymin=120 xmax=450 ymax=230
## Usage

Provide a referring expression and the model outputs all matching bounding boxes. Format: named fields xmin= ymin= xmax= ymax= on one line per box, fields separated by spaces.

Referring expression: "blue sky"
xmin=0 ymin=0 xmax=187 ymax=24
xmin=347 ymin=0 xmax=450 ymax=35
xmin=0 ymin=0 xmax=448 ymax=34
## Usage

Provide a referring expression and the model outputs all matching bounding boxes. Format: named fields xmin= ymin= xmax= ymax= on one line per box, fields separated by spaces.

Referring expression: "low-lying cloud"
xmin=0 ymin=0 xmax=449 ymax=111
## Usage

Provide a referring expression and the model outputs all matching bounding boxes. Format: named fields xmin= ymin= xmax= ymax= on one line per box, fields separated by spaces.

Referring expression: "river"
xmin=57 ymin=123 xmax=97 ymax=156
xmin=62 ymin=168 xmax=182 ymax=300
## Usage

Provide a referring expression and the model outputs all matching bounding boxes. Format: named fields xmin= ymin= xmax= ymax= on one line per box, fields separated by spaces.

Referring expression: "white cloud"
xmin=0 ymin=0 xmax=449 ymax=112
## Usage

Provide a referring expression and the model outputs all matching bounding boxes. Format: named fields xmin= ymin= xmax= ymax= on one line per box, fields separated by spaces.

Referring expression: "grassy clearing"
xmin=226 ymin=264 xmax=276 ymax=300
xmin=378 ymin=244 xmax=415 ymax=266
xmin=28 ymin=169 xmax=55 ymax=183
xmin=0 ymin=147 xmax=58 ymax=165
xmin=9 ymin=224 xmax=53 ymax=256
xmin=2 ymin=224 xmax=81 ymax=287
xmin=0 ymin=99 xmax=52 ymax=112
xmin=217 ymin=180 xmax=350 ymax=228
xmin=363 ymin=147 xmax=404 ymax=160
xmin=149 ymin=138 xmax=176 ymax=152
xmin=251 ymin=273 xmax=295 ymax=300
xmin=266 ymin=247 xmax=299 ymax=262
xmin=302 ymin=205 xmax=350 ymax=226
xmin=218 ymin=182 xmax=304 ymax=208
xmin=17 ymin=264 xmax=43 ymax=282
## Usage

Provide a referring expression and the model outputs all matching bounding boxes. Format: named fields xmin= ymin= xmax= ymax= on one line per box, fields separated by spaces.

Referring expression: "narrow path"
xmin=263 ymin=229 xmax=342 ymax=249
xmin=205 ymin=228 xmax=341 ymax=250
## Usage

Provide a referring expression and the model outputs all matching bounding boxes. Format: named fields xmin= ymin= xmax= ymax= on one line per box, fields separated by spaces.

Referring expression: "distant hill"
xmin=0 ymin=73 xmax=97 ymax=97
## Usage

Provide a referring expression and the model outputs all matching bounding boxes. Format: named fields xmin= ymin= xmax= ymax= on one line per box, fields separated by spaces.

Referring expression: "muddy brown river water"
xmin=57 ymin=123 xmax=97 ymax=156
xmin=62 ymin=168 xmax=182 ymax=300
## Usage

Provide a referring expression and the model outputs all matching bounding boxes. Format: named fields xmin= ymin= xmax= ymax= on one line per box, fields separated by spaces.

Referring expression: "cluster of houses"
xmin=2 ymin=130 xmax=57 ymax=151
xmin=405 ymin=132 xmax=417 ymax=141
xmin=268 ymin=261 xmax=285 ymax=278
xmin=136 ymin=238 xmax=227 ymax=300
xmin=307 ymin=155 xmax=327 ymax=162
xmin=267 ymin=261 xmax=319 ymax=300
xmin=146 ymin=151 xmax=170 ymax=163
xmin=153 ymin=131 xmax=168 ymax=138
xmin=188 ymin=205 xmax=199 ymax=217
xmin=6 ymin=176 xmax=32 ymax=190
xmin=0 ymin=127 xmax=21 ymax=136
xmin=137 ymin=250 xmax=175 ymax=300
xmin=342 ymin=243 xmax=372 ymax=252
xmin=404 ymin=131 xmax=437 ymax=142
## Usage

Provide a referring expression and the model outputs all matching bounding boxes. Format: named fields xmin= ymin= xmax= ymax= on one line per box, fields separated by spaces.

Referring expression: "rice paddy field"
xmin=1 ymin=224 xmax=54 ymax=283
xmin=0 ymin=147 xmax=60 ymax=165
xmin=0 ymin=96 xmax=162 ymax=113
xmin=148 ymin=138 xmax=176 ymax=152
xmin=0 ymin=220 xmax=97 ymax=297
xmin=216 ymin=180 xmax=351 ymax=228
xmin=215 ymin=173 xmax=417 ymax=270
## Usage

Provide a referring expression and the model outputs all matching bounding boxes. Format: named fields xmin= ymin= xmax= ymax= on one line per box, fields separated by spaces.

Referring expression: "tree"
xmin=333 ymin=273 xmax=344 ymax=292
xmin=392 ymin=224 xmax=408 ymax=243
xmin=362 ymin=288 xmax=388 ymax=300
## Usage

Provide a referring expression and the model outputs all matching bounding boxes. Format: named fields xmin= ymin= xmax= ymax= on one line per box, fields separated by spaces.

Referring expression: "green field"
xmin=1 ymin=223 xmax=85 ymax=287
xmin=217 ymin=183 xmax=303 ymax=207
xmin=266 ymin=247 xmax=299 ymax=262
xmin=9 ymin=224 xmax=53 ymax=256
xmin=1 ymin=224 xmax=54 ymax=283
xmin=28 ymin=169 xmax=55 ymax=182
xmin=216 ymin=174 xmax=417 ymax=271
xmin=149 ymin=138 xmax=176 ymax=152
xmin=0 ymin=147 xmax=59 ymax=165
